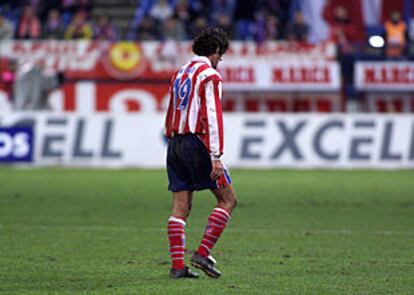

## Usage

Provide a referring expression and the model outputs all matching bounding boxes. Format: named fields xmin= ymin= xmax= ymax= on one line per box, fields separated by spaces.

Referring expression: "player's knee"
xmin=173 ymin=207 xmax=189 ymax=218
xmin=219 ymin=194 xmax=237 ymax=212
xmin=228 ymin=196 xmax=237 ymax=210
xmin=172 ymin=203 xmax=191 ymax=218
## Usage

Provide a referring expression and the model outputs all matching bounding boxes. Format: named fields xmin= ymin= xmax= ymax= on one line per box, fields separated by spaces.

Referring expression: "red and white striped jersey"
xmin=164 ymin=56 xmax=224 ymax=159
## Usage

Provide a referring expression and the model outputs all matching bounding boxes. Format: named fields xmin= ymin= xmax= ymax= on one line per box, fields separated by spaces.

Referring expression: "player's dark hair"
xmin=192 ymin=27 xmax=229 ymax=57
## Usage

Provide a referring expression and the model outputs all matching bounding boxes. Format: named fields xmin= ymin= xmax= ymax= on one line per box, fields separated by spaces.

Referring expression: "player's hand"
xmin=210 ymin=159 xmax=224 ymax=180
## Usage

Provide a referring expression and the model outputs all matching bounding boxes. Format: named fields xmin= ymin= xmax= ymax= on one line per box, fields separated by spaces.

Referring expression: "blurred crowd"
xmin=0 ymin=0 xmax=107 ymax=40
xmin=0 ymin=0 xmax=308 ymax=42
xmin=127 ymin=0 xmax=305 ymax=42
xmin=0 ymin=0 xmax=412 ymax=112
xmin=0 ymin=0 xmax=411 ymax=58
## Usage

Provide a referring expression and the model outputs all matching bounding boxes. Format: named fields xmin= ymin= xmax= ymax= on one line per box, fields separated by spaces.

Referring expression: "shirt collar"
xmin=190 ymin=55 xmax=212 ymax=67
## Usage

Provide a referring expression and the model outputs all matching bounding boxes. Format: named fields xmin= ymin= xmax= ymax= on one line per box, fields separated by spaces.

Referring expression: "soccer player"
xmin=164 ymin=27 xmax=237 ymax=279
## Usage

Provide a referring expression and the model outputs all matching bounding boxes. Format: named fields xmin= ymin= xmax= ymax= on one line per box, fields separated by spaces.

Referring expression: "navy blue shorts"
xmin=166 ymin=134 xmax=232 ymax=192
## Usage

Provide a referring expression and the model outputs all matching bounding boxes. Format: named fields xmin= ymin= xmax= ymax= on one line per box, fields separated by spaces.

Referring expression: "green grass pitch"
xmin=0 ymin=168 xmax=413 ymax=295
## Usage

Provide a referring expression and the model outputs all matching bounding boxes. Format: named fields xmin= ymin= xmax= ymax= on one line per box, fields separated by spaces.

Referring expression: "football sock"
xmin=168 ymin=216 xmax=187 ymax=270
xmin=197 ymin=207 xmax=231 ymax=257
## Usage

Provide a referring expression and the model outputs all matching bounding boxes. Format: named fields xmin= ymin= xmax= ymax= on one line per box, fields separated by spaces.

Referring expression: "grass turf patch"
xmin=0 ymin=168 xmax=413 ymax=294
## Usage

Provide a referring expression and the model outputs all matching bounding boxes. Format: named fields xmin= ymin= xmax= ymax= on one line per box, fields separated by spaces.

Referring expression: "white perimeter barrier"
xmin=1 ymin=113 xmax=413 ymax=169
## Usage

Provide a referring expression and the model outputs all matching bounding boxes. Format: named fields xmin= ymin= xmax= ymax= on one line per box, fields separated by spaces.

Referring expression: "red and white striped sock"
xmin=167 ymin=216 xmax=186 ymax=270
xmin=197 ymin=207 xmax=231 ymax=257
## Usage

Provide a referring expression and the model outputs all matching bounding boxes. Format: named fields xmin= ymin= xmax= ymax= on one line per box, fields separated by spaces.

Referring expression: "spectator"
xmin=299 ymin=0 xmax=330 ymax=43
xmin=61 ymin=0 xmax=92 ymax=25
xmin=253 ymin=10 xmax=268 ymax=43
xmin=175 ymin=0 xmax=192 ymax=21
xmin=187 ymin=0 xmax=210 ymax=19
xmin=135 ymin=15 xmax=160 ymax=40
xmin=61 ymin=0 xmax=77 ymax=24
xmin=0 ymin=0 xmax=21 ymax=24
xmin=187 ymin=16 xmax=208 ymax=39
xmin=384 ymin=11 xmax=407 ymax=58
xmin=64 ymin=10 xmax=93 ymax=40
xmin=214 ymin=12 xmax=235 ymax=38
xmin=324 ymin=5 xmax=357 ymax=53
xmin=233 ymin=0 xmax=256 ymax=40
xmin=256 ymin=0 xmax=290 ymax=39
xmin=1 ymin=59 xmax=17 ymax=106
xmin=94 ymin=15 xmax=117 ymax=41
xmin=37 ymin=0 xmax=61 ymax=21
xmin=161 ymin=16 xmax=186 ymax=40
xmin=175 ymin=0 xmax=193 ymax=30
xmin=211 ymin=0 xmax=236 ymax=24
xmin=0 ymin=14 xmax=14 ymax=40
xmin=149 ymin=0 xmax=174 ymax=23
xmin=42 ymin=9 xmax=65 ymax=39
xmin=16 ymin=6 xmax=41 ymax=39
xmin=13 ymin=61 xmax=60 ymax=110
xmin=264 ymin=14 xmax=279 ymax=41
xmin=287 ymin=11 xmax=309 ymax=42
xmin=253 ymin=10 xmax=279 ymax=44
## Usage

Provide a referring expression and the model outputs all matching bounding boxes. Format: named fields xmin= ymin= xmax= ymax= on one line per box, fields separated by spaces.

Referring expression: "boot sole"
xmin=190 ymin=261 xmax=221 ymax=278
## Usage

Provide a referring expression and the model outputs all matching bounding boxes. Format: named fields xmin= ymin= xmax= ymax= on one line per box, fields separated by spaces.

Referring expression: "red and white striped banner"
xmin=0 ymin=40 xmax=338 ymax=91
xmin=355 ymin=62 xmax=414 ymax=91
xmin=221 ymin=61 xmax=340 ymax=91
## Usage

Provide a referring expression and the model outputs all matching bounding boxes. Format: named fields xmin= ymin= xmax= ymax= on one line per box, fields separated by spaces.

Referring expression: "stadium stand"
xmin=0 ymin=0 xmax=414 ymax=113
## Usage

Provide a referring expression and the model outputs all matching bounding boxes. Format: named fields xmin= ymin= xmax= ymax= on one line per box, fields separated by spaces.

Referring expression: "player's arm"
xmin=164 ymin=70 xmax=180 ymax=137
xmin=164 ymin=86 xmax=174 ymax=138
xmin=204 ymin=76 xmax=224 ymax=180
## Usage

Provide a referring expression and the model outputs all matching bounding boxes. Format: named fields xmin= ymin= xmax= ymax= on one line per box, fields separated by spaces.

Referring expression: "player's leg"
xmin=168 ymin=191 xmax=191 ymax=270
xmin=191 ymin=184 xmax=237 ymax=278
xmin=198 ymin=184 xmax=237 ymax=256
xmin=171 ymin=190 xmax=193 ymax=219
xmin=211 ymin=183 xmax=238 ymax=213
xmin=168 ymin=190 xmax=199 ymax=278
xmin=166 ymin=135 xmax=204 ymax=278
